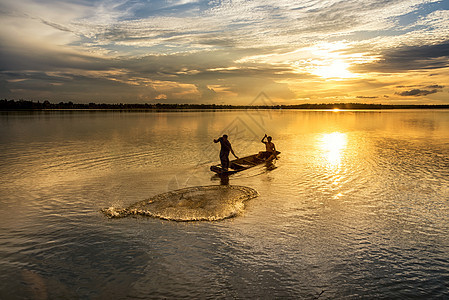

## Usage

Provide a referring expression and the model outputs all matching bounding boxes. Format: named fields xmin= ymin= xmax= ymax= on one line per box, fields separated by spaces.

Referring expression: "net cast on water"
xmin=102 ymin=185 xmax=259 ymax=221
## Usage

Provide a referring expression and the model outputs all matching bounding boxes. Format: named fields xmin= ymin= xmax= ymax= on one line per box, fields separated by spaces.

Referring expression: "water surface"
xmin=1 ymin=109 xmax=448 ymax=298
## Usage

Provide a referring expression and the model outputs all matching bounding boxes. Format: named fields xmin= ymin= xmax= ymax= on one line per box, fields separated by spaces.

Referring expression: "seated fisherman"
xmin=257 ymin=134 xmax=277 ymax=160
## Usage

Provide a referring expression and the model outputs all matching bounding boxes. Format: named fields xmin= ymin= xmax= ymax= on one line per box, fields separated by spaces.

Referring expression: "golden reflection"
xmin=319 ymin=132 xmax=347 ymax=166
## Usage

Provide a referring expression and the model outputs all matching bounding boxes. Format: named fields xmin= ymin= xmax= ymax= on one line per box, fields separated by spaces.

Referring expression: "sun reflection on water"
xmin=319 ymin=132 xmax=347 ymax=166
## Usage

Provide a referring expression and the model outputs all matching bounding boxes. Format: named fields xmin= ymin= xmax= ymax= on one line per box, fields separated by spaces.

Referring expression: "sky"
xmin=0 ymin=0 xmax=448 ymax=105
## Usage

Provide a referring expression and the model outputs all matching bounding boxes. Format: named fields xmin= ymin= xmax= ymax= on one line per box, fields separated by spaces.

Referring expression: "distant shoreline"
xmin=1 ymin=99 xmax=449 ymax=110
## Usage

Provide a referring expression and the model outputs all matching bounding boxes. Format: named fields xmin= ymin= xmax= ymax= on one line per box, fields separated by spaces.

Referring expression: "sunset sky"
xmin=0 ymin=0 xmax=448 ymax=105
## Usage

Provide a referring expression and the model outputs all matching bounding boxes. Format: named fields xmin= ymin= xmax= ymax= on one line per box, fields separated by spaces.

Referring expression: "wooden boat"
xmin=210 ymin=151 xmax=280 ymax=175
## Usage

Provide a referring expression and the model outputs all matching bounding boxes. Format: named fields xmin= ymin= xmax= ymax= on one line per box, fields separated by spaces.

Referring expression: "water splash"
xmin=102 ymin=185 xmax=258 ymax=221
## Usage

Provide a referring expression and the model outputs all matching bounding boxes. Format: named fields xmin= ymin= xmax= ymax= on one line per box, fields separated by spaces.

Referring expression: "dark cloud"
xmin=394 ymin=84 xmax=444 ymax=97
xmin=0 ymin=43 xmax=110 ymax=72
xmin=0 ymin=79 xmax=11 ymax=97
xmin=396 ymin=84 xmax=444 ymax=89
xmin=0 ymin=42 xmax=297 ymax=103
xmin=353 ymin=42 xmax=449 ymax=73
xmin=356 ymin=96 xmax=377 ymax=99
xmin=1 ymin=71 xmax=156 ymax=102
xmin=427 ymin=84 xmax=444 ymax=89
xmin=395 ymin=89 xmax=438 ymax=97
xmin=196 ymin=84 xmax=217 ymax=102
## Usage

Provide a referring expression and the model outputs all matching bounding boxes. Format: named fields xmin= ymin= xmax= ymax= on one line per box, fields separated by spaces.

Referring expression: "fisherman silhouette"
xmin=257 ymin=134 xmax=278 ymax=160
xmin=213 ymin=134 xmax=238 ymax=171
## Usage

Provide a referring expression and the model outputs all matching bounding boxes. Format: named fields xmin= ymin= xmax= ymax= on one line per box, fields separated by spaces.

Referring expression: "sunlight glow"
xmin=320 ymin=132 xmax=347 ymax=166
xmin=311 ymin=60 xmax=356 ymax=79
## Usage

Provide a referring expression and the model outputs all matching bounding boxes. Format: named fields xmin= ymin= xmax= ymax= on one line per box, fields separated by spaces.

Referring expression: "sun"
xmin=312 ymin=60 xmax=356 ymax=79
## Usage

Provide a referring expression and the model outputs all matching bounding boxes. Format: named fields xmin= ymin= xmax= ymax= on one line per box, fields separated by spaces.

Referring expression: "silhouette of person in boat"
xmin=214 ymin=134 xmax=238 ymax=171
xmin=257 ymin=134 xmax=278 ymax=160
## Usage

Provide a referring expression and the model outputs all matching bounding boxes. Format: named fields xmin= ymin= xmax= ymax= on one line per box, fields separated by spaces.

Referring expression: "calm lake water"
xmin=1 ymin=109 xmax=449 ymax=299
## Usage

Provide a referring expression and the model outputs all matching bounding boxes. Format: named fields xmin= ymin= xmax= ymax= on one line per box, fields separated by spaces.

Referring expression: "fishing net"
xmin=102 ymin=185 xmax=258 ymax=221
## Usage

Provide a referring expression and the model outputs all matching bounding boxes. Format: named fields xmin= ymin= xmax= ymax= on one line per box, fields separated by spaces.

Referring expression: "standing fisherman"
xmin=213 ymin=134 xmax=238 ymax=171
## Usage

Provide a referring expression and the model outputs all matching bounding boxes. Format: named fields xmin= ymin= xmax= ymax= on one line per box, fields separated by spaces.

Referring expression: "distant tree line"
xmin=1 ymin=99 xmax=449 ymax=110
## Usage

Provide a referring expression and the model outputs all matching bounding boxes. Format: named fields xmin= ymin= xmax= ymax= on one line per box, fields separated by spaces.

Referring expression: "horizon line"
xmin=1 ymin=99 xmax=449 ymax=110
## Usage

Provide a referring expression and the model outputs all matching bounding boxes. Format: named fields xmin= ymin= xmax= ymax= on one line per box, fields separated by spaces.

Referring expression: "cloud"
xmin=395 ymin=89 xmax=438 ymax=96
xmin=58 ymin=0 xmax=445 ymax=53
xmin=1 ymin=0 xmax=449 ymax=104
xmin=395 ymin=84 xmax=444 ymax=97
xmin=0 ymin=79 xmax=12 ymax=96
xmin=196 ymin=84 xmax=218 ymax=102
xmin=356 ymin=96 xmax=378 ymax=99
xmin=427 ymin=84 xmax=444 ymax=89
xmin=354 ymin=42 xmax=449 ymax=73
xmin=2 ymin=1 xmax=446 ymax=53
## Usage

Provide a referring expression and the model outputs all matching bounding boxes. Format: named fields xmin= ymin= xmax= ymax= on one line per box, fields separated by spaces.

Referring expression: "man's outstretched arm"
xmin=230 ymin=147 xmax=238 ymax=159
